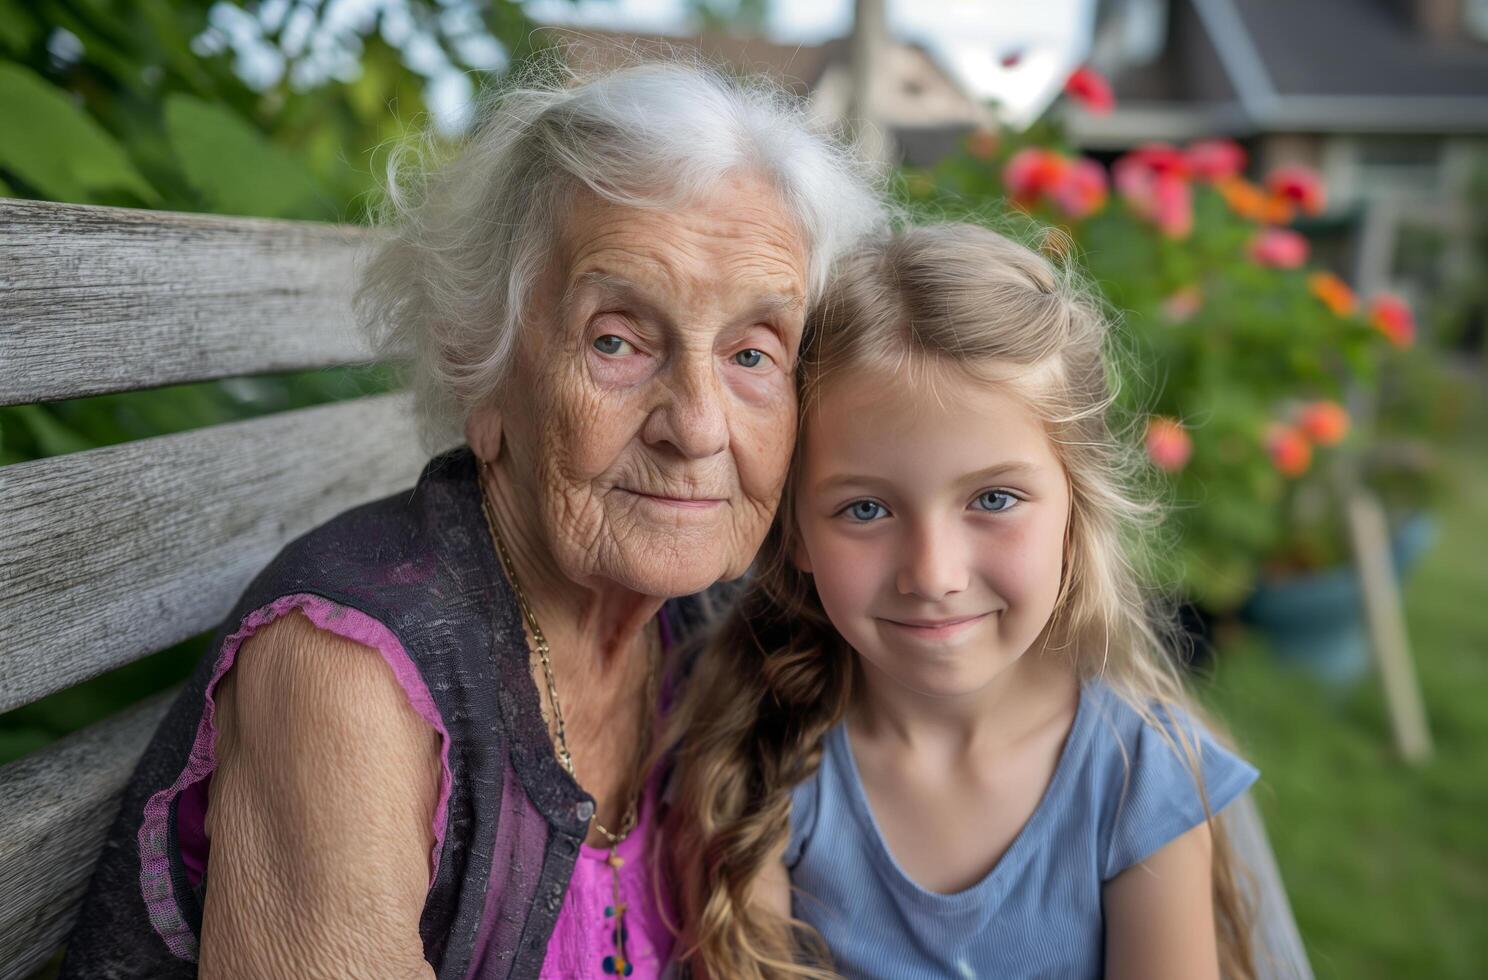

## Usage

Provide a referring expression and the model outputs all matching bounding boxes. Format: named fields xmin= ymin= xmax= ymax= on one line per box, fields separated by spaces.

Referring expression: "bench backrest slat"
xmin=0 ymin=200 xmax=373 ymax=406
xmin=0 ymin=691 xmax=173 ymax=980
xmin=0 ymin=393 xmax=422 ymax=714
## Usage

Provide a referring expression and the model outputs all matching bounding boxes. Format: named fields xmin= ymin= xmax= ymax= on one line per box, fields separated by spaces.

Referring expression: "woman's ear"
xmin=465 ymin=402 xmax=504 ymax=465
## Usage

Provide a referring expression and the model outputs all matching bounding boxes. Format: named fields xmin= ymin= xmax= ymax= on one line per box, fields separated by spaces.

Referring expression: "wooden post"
xmin=1345 ymin=490 xmax=1434 ymax=762
xmin=848 ymin=0 xmax=891 ymax=165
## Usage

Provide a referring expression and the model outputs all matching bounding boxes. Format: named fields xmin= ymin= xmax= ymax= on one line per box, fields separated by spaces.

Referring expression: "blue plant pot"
xmin=1241 ymin=513 xmax=1436 ymax=689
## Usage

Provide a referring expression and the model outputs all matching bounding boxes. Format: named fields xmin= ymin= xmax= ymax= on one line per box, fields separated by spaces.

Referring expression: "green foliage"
xmin=0 ymin=61 xmax=157 ymax=203
xmin=165 ymin=92 xmax=328 ymax=217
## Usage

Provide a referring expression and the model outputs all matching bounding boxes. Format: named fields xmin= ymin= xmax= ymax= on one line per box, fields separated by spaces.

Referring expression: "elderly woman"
xmin=60 ymin=62 xmax=884 ymax=979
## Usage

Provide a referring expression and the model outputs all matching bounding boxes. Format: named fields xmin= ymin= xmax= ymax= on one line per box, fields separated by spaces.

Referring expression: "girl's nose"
xmin=896 ymin=520 xmax=969 ymax=600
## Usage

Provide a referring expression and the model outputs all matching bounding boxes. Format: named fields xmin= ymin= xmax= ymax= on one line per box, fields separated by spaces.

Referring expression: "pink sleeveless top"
xmin=540 ymin=786 xmax=674 ymax=978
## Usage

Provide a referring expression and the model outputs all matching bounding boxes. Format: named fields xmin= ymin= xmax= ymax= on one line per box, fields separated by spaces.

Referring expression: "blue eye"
xmin=842 ymin=500 xmax=888 ymax=522
xmin=973 ymin=490 xmax=1018 ymax=513
xmin=593 ymin=334 xmax=632 ymax=355
xmin=733 ymin=348 xmax=768 ymax=368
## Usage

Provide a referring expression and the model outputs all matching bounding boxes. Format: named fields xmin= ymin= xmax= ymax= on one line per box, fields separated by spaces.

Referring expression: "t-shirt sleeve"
xmin=1102 ymin=703 xmax=1259 ymax=880
xmin=783 ymin=767 xmax=821 ymax=870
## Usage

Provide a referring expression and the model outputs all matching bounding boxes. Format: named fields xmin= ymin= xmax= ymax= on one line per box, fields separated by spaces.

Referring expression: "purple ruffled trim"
xmin=137 ymin=593 xmax=454 ymax=961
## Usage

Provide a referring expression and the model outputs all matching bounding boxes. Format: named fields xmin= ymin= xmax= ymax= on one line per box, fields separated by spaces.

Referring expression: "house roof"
xmin=1081 ymin=0 xmax=1488 ymax=139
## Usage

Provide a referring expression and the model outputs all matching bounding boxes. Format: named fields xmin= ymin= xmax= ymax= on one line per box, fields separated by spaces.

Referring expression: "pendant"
xmin=600 ymin=850 xmax=633 ymax=975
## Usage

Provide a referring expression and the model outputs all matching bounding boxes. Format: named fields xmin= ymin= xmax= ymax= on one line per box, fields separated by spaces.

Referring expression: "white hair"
xmin=356 ymin=57 xmax=891 ymax=449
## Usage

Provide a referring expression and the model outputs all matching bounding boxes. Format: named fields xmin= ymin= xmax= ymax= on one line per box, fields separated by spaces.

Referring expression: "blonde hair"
xmin=663 ymin=221 xmax=1257 ymax=979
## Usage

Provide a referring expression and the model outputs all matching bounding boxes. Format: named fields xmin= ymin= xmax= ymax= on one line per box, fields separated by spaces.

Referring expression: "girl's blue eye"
xmin=733 ymin=348 xmax=767 ymax=368
xmin=593 ymin=334 xmax=631 ymax=355
xmin=973 ymin=490 xmax=1018 ymax=513
xmin=843 ymin=500 xmax=888 ymax=522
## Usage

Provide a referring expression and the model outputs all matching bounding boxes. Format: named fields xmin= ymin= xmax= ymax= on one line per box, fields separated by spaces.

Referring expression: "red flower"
xmin=1051 ymin=157 xmax=1109 ymax=219
xmin=1369 ymin=294 xmax=1416 ymax=348
xmin=1266 ymin=165 xmax=1326 ymax=216
xmin=1249 ymin=228 xmax=1309 ymax=268
xmin=1146 ymin=417 xmax=1193 ymax=472
xmin=1266 ymin=424 xmax=1313 ymax=477
xmin=1186 ymin=140 xmax=1247 ymax=182
xmin=1064 ymin=66 xmax=1116 ymax=115
xmin=1297 ymin=400 xmax=1350 ymax=446
xmin=1000 ymin=48 xmax=1025 ymax=69
xmin=1003 ymin=147 xmax=1069 ymax=205
xmin=1127 ymin=143 xmax=1191 ymax=179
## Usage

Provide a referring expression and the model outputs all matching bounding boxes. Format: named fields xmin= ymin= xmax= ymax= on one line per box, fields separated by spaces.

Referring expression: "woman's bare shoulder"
xmin=200 ymin=610 xmax=441 ymax=979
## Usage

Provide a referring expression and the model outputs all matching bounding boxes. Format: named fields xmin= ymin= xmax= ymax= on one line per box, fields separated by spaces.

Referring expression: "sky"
xmin=524 ymin=0 xmax=1095 ymax=127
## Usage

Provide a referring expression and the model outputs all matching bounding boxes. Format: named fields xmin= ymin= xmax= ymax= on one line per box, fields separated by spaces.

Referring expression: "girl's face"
xmin=793 ymin=360 xmax=1071 ymax=701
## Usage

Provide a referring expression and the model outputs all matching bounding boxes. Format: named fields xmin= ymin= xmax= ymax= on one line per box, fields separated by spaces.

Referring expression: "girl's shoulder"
xmin=1077 ymin=679 xmax=1259 ymax=881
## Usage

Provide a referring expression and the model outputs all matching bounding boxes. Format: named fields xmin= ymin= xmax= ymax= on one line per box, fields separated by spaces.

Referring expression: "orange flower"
xmin=1004 ymin=147 xmax=1069 ymax=205
xmin=1266 ymin=424 xmax=1313 ymax=477
xmin=1064 ymin=66 xmax=1115 ymax=114
xmin=1249 ymin=228 xmax=1309 ymax=269
xmin=1297 ymin=400 xmax=1350 ymax=446
xmin=1369 ymin=294 xmax=1416 ymax=348
xmin=1259 ymin=193 xmax=1296 ymax=225
xmin=1146 ymin=417 xmax=1193 ymax=472
xmin=1216 ymin=176 xmax=1269 ymax=221
xmin=1266 ymin=165 xmax=1326 ymax=216
xmin=1307 ymin=271 xmax=1357 ymax=316
xmin=966 ymin=128 xmax=1000 ymax=161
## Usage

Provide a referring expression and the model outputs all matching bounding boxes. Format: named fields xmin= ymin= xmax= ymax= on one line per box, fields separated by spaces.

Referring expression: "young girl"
xmin=665 ymin=222 xmax=1260 ymax=979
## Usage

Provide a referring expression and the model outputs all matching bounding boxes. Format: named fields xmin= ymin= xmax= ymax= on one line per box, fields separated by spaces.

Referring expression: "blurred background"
xmin=0 ymin=1 xmax=1484 ymax=977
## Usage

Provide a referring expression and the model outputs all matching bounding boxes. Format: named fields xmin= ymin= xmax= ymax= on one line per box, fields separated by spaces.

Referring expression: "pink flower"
xmin=1297 ymin=400 xmax=1350 ymax=446
xmin=1186 ymin=139 xmax=1247 ymax=182
xmin=1064 ymin=66 xmax=1116 ymax=114
xmin=1161 ymin=284 xmax=1204 ymax=323
xmin=1266 ymin=165 xmax=1326 ymax=216
xmin=1051 ymin=157 xmax=1109 ymax=219
xmin=1003 ymin=147 xmax=1069 ymax=205
xmin=1249 ymin=228 xmax=1309 ymax=268
xmin=1146 ymin=417 xmax=1193 ymax=471
xmin=1369 ymin=294 xmax=1416 ymax=348
xmin=1266 ymin=424 xmax=1312 ymax=477
xmin=1114 ymin=147 xmax=1194 ymax=238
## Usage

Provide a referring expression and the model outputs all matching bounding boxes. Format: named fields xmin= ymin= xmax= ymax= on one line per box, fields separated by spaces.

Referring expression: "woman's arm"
xmin=199 ymin=611 xmax=442 ymax=980
xmin=1102 ymin=821 xmax=1220 ymax=980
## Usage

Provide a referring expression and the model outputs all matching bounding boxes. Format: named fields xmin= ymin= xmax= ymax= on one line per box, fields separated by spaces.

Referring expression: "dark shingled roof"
xmin=1232 ymin=0 xmax=1488 ymax=99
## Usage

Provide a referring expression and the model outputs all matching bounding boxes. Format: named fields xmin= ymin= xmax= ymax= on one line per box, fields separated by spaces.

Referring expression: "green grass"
xmin=1203 ymin=403 xmax=1488 ymax=979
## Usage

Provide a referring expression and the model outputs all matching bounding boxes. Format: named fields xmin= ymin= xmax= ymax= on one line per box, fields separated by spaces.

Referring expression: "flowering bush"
xmin=901 ymin=69 xmax=1438 ymax=610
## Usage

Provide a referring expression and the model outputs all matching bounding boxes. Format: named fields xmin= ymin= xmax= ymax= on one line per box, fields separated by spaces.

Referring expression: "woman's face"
xmin=484 ymin=172 xmax=809 ymax=598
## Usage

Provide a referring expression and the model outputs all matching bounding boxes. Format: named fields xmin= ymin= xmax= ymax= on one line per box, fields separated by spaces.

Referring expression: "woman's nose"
xmin=641 ymin=349 xmax=729 ymax=460
xmin=896 ymin=521 xmax=969 ymax=600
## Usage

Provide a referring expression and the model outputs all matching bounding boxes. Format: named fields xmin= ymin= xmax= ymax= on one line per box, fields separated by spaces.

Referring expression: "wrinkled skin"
xmin=200 ymin=171 xmax=810 ymax=978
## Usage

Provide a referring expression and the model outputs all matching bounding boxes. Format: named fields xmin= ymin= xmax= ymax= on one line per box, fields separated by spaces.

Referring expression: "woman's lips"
xmin=878 ymin=612 xmax=993 ymax=640
xmin=619 ymin=488 xmax=726 ymax=511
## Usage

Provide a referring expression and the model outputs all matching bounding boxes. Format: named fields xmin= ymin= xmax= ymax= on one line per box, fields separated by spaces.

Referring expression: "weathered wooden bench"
xmin=0 ymin=197 xmax=1315 ymax=979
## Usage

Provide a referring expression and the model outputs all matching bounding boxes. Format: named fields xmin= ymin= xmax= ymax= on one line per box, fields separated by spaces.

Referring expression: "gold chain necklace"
xmin=477 ymin=468 xmax=655 ymax=976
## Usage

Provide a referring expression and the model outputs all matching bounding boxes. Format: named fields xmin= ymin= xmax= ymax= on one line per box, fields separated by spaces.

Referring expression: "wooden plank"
xmin=0 ymin=395 xmax=424 ymax=713
xmin=1226 ymin=794 xmax=1315 ymax=980
xmin=1347 ymin=491 xmax=1434 ymax=762
xmin=0 ymin=199 xmax=374 ymax=406
xmin=0 ymin=692 xmax=173 ymax=980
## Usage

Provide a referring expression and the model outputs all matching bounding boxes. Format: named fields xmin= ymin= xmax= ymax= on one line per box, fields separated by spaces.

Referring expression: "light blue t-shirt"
xmin=785 ymin=680 xmax=1258 ymax=980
